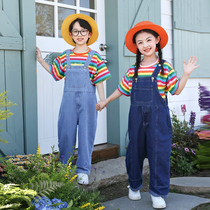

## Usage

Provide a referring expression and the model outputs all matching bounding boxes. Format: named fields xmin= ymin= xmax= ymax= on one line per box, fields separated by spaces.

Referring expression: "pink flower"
xmin=184 ymin=147 xmax=189 ymax=152
xmin=201 ymin=114 xmax=210 ymax=125
xmin=181 ymin=104 xmax=186 ymax=115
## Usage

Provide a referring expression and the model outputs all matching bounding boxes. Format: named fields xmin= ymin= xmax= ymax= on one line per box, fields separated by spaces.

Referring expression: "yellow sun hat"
xmin=61 ymin=13 xmax=99 ymax=46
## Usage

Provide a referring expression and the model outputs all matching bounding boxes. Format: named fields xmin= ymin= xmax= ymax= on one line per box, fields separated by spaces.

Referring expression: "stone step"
xmin=83 ymin=157 xmax=149 ymax=191
xmin=170 ymin=177 xmax=210 ymax=193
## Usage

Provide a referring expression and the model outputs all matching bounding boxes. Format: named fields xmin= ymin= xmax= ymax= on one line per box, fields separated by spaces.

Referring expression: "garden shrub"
xmin=170 ymin=110 xmax=199 ymax=176
xmin=0 ymin=145 xmax=104 ymax=209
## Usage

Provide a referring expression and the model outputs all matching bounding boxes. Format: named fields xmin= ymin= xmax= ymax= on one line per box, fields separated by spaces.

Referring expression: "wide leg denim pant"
xmin=126 ymin=62 xmax=172 ymax=198
xmin=58 ymin=50 xmax=97 ymax=175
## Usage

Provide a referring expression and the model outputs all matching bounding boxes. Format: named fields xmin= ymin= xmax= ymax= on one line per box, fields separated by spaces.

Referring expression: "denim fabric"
xmin=58 ymin=50 xmax=97 ymax=175
xmin=126 ymin=61 xmax=172 ymax=198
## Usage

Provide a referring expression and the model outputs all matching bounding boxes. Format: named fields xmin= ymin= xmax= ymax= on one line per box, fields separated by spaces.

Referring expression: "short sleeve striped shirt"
xmin=50 ymin=48 xmax=111 ymax=85
xmin=117 ymin=60 xmax=180 ymax=100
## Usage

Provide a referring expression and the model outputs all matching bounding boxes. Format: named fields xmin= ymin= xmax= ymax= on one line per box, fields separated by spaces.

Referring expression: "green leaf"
xmin=67 ymin=200 xmax=73 ymax=208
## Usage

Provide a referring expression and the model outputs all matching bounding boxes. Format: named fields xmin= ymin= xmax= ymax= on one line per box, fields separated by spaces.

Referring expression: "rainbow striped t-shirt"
xmin=117 ymin=59 xmax=180 ymax=100
xmin=50 ymin=48 xmax=111 ymax=85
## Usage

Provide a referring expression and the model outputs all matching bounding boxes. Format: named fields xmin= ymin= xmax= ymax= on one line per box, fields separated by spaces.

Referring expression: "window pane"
xmin=80 ymin=11 xmax=95 ymax=20
xmin=80 ymin=0 xmax=95 ymax=9
xmin=36 ymin=3 xmax=54 ymax=37
xmin=58 ymin=8 xmax=75 ymax=38
xmin=58 ymin=0 xmax=76 ymax=6
xmin=45 ymin=0 xmax=54 ymax=2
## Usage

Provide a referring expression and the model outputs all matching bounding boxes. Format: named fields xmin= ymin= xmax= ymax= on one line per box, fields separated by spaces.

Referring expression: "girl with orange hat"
xmin=36 ymin=14 xmax=111 ymax=185
xmin=96 ymin=21 xmax=199 ymax=208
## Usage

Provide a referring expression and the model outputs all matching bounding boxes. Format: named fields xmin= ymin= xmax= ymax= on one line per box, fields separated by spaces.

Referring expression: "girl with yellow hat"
xmin=36 ymin=14 xmax=111 ymax=185
xmin=96 ymin=21 xmax=199 ymax=208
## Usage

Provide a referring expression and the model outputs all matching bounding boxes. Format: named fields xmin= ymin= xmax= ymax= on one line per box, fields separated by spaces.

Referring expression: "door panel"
xmin=0 ymin=1 xmax=24 ymax=156
xmin=36 ymin=0 xmax=107 ymax=154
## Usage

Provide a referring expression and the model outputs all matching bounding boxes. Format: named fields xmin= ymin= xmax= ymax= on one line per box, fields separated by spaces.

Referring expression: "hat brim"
xmin=125 ymin=24 xmax=168 ymax=54
xmin=61 ymin=14 xmax=99 ymax=46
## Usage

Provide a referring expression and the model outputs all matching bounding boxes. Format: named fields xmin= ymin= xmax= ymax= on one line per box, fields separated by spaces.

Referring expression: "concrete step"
xmin=170 ymin=177 xmax=210 ymax=194
xmin=84 ymin=156 xmax=149 ymax=191
xmin=82 ymin=157 xmax=210 ymax=210
xmin=102 ymin=192 xmax=210 ymax=210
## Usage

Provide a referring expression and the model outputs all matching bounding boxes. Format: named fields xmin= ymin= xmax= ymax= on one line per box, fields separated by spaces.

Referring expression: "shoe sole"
xmin=128 ymin=195 xmax=141 ymax=201
xmin=152 ymin=205 xmax=166 ymax=209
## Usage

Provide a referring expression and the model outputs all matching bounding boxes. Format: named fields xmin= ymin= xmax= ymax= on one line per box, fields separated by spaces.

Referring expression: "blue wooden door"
xmin=0 ymin=0 xmax=37 ymax=156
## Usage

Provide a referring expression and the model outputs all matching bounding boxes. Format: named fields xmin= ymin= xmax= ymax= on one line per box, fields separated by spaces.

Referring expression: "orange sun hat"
xmin=125 ymin=21 xmax=168 ymax=54
xmin=61 ymin=13 xmax=99 ymax=46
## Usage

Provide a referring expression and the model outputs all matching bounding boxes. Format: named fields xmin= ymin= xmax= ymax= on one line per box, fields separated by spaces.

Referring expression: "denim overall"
xmin=126 ymin=61 xmax=172 ymax=198
xmin=58 ymin=49 xmax=97 ymax=175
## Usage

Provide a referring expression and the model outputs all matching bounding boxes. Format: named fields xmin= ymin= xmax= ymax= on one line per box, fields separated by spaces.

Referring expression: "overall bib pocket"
xmin=134 ymin=87 xmax=153 ymax=103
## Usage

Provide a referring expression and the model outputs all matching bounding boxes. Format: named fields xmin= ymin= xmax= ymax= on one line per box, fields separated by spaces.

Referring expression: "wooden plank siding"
xmin=165 ymin=0 xmax=210 ymax=128
xmin=173 ymin=0 xmax=210 ymax=77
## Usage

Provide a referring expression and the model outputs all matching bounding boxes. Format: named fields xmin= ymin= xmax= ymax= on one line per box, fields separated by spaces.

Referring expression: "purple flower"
xmin=172 ymin=143 xmax=176 ymax=148
xmin=103 ymin=170 xmax=105 ymax=173
xmin=198 ymin=84 xmax=210 ymax=112
xmin=184 ymin=148 xmax=189 ymax=152
xmin=187 ymin=129 xmax=194 ymax=135
xmin=191 ymin=149 xmax=196 ymax=155
xmin=189 ymin=111 xmax=196 ymax=128
xmin=61 ymin=155 xmax=64 ymax=160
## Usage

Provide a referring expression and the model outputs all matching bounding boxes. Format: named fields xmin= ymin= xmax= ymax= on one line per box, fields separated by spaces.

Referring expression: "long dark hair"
xmin=132 ymin=29 xmax=164 ymax=80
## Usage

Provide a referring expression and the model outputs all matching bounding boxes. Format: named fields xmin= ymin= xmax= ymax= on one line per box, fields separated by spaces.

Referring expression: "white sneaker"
xmin=128 ymin=186 xmax=141 ymax=200
xmin=151 ymin=195 xmax=166 ymax=209
xmin=77 ymin=173 xmax=89 ymax=185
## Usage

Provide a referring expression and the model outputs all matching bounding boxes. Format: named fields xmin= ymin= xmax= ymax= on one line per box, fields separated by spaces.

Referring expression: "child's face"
xmin=69 ymin=21 xmax=92 ymax=46
xmin=135 ymin=31 xmax=160 ymax=57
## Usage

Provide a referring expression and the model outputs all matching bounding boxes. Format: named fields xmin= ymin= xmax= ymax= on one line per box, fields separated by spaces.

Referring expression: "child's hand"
xmin=36 ymin=47 xmax=43 ymax=63
xmin=183 ymin=56 xmax=200 ymax=76
xmin=96 ymin=103 xmax=100 ymax=111
xmin=96 ymin=101 xmax=107 ymax=111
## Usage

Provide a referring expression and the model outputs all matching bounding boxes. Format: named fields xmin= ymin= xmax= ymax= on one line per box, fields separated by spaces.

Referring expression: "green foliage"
xmin=0 ymin=91 xmax=16 ymax=143
xmin=1 ymin=146 xmax=77 ymax=185
xmin=1 ymin=146 xmax=104 ymax=209
xmin=170 ymin=110 xmax=198 ymax=176
xmin=23 ymin=180 xmax=65 ymax=199
xmin=171 ymin=149 xmax=196 ymax=176
xmin=171 ymin=111 xmax=199 ymax=149
xmin=49 ymin=183 xmax=104 ymax=210
xmin=0 ymin=183 xmax=36 ymax=209
xmin=195 ymin=141 xmax=210 ymax=170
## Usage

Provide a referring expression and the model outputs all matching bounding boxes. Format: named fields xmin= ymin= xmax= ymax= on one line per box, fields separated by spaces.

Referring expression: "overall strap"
xmin=152 ymin=59 xmax=166 ymax=78
xmin=66 ymin=49 xmax=71 ymax=68
xmin=84 ymin=50 xmax=95 ymax=68
xmin=133 ymin=65 xmax=138 ymax=82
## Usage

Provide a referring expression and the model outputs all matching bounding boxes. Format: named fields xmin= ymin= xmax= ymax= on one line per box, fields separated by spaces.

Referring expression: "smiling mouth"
xmin=144 ymin=48 xmax=151 ymax=52
xmin=77 ymin=38 xmax=84 ymax=41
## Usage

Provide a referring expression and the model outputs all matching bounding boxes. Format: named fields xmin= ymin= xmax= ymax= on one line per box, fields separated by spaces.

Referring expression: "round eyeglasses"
xmin=71 ymin=29 xmax=88 ymax=36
